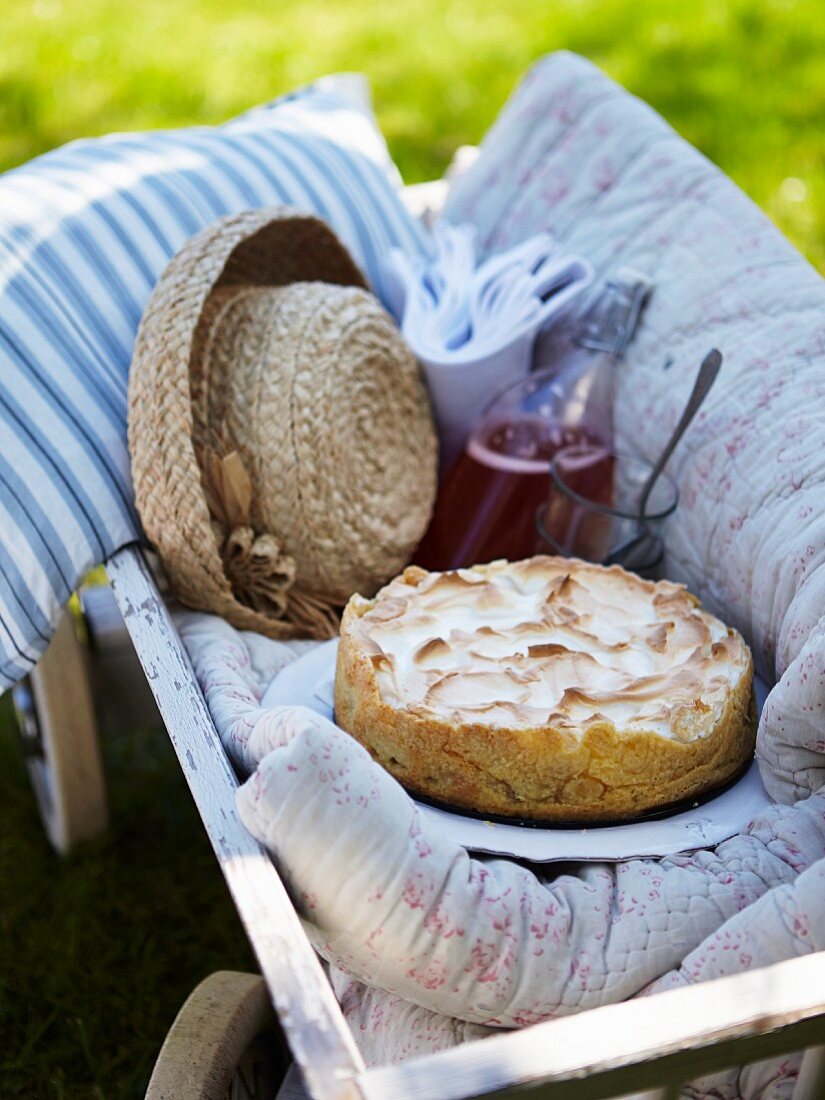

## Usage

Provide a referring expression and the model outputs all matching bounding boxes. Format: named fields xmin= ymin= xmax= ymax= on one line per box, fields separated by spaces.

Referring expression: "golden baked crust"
xmin=334 ymin=557 xmax=756 ymax=822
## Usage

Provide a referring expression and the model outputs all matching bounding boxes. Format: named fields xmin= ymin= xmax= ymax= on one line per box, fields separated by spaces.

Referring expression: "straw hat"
xmin=128 ymin=207 xmax=438 ymax=639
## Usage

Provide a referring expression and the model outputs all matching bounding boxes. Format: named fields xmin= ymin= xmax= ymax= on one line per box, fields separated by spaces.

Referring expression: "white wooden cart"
xmin=12 ymin=176 xmax=825 ymax=1100
xmin=20 ymin=545 xmax=824 ymax=1100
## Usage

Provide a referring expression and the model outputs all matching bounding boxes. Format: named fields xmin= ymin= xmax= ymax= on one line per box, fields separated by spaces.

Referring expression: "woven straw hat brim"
xmin=129 ymin=206 xmax=438 ymax=640
xmin=128 ymin=207 xmax=370 ymax=639
xmin=208 ymin=281 xmax=438 ymax=599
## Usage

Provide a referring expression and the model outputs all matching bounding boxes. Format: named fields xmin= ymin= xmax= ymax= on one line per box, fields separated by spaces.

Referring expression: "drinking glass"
xmin=535 ymin=446 xmax=678 ymax=576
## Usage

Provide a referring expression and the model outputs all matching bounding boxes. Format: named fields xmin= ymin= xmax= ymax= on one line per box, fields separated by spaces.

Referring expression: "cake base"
xmin=409 ymin=756 xmax=754 ymax=828
xmin=335 ymin=559 xmax=757 ymax=824
xmin=336 ymin=629 xmax=756 ymax=823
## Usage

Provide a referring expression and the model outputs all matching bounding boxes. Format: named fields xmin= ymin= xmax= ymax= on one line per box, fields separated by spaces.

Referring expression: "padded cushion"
xmin=177 ymin=608 xmax=825 ymax=1087
xmin=178 ymin=55 xmax=825 ymax=1095
xmin=0 ymin=79 xmax=427 ymax=689
xmin=445 ymin=52 xmax=825 ymax=804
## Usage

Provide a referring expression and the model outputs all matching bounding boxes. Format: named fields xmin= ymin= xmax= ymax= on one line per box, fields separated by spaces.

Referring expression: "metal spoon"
xmin=605 ymin=348 xmax=723 ymax=570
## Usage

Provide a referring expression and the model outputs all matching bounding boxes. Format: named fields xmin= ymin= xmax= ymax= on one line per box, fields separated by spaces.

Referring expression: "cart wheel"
xmin=12 ymin=606 xmax=108 ymax=854
xmin=145 ymin=971 xmax=289 ymax=1100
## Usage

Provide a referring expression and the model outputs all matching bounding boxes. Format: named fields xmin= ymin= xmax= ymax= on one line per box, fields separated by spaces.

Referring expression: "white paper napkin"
xmin=384 ymin=223 xmax=593 ymax=471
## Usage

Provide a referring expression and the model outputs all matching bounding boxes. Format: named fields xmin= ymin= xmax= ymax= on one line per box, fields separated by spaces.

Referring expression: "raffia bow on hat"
xmin=199 ymin=437 xmax=296 ymax=617
xmin=128 ymin=207 xmax=438 ymax=639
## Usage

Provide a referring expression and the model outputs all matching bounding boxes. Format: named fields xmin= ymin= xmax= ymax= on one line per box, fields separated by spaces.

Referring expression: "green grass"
xmin=2 ymin=0 xmax=824 ymax=270
xmin=0 ymin=690 xmax=255 ymax=1098
xmin=1 ymin=1 xmax=824 ymax=1095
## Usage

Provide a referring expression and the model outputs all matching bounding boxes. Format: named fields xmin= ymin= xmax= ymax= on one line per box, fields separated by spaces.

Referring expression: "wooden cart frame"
xmin=97 ymin=543 xmax=825 ymax=1100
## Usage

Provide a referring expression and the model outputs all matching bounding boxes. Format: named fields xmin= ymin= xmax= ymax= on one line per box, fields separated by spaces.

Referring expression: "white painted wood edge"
xmin=361 ymin=951 xmax=825 ymax=1100
xmin=105 ymin=545 xmax=825 ymax=1100
xmin=106 ymin=546 xmax=366 ymax=1100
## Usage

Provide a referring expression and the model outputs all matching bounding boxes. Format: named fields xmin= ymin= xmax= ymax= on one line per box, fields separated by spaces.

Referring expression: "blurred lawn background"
xmin=2 ymin=0 xmax=824 ymax=269
xmin=1 ymin=0 xmax=823 ymax=1096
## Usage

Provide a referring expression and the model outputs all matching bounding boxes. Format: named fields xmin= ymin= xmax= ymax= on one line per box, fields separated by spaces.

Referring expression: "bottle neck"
xmin=573 ymin=269 xmax=652 ymax=358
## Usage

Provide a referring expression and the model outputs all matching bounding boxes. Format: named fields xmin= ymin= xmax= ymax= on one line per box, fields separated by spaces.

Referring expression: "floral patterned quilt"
xmin=179 ymin=52 xmax=825 ymax=1099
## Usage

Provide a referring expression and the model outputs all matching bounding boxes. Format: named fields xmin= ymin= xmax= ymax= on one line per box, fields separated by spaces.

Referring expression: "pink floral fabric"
xmin=444 ymin=52 xmax=825 ymax=808
xmin=641 ymin=859 xmax=825 ymax=1098
xmin=177 ymin=51 xmax=825 ymax=1097
xmin=178 ymin=611 xmax=825 ymax=1095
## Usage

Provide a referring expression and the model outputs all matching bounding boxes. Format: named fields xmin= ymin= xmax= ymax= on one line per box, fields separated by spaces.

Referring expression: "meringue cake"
xmin=334 ymin=557 xmax=755 ymax=822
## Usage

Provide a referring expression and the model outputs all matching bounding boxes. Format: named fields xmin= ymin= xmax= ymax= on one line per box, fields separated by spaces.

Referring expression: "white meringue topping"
xmin=346 ymin=557 xmax=751 ymax=741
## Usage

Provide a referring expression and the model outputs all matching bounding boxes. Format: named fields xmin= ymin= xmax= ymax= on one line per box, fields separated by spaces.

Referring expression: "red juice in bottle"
xmin=416 ymin=270 xmax=651 ymax=573
xmin=414 ymin=419 xmax=605 ymax=571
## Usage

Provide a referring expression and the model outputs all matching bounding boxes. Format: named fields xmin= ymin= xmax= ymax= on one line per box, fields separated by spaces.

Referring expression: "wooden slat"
xmin=106 ymin=543 xmax=825 ymax=1100
xmin=106 ymin=546 xmax=365 ymax=1100
xmin=359 ymin=952 xmax=825 ymax=1100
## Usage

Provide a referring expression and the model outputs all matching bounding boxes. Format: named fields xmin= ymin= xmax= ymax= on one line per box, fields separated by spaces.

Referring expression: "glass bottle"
xmin=414 ymin=269 xmax=652 ymax=572
xmin=529 ymin=266 xmax=652 ymax=448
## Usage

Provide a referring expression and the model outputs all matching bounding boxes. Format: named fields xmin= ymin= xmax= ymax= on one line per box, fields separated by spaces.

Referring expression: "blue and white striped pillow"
xmin=0 ymin=82 xmax=429 ymax=690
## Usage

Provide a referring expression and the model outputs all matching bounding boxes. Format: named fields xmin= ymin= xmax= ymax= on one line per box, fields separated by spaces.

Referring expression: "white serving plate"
xmin=261 ymin=639 xmax=773 ymax=862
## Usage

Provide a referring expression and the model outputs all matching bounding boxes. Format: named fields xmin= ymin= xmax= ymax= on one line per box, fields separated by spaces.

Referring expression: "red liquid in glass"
xmin=415 ymin=420 xmax=608 ymax=571
xmin=539 ymin=445 xmax=617 ymax=561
